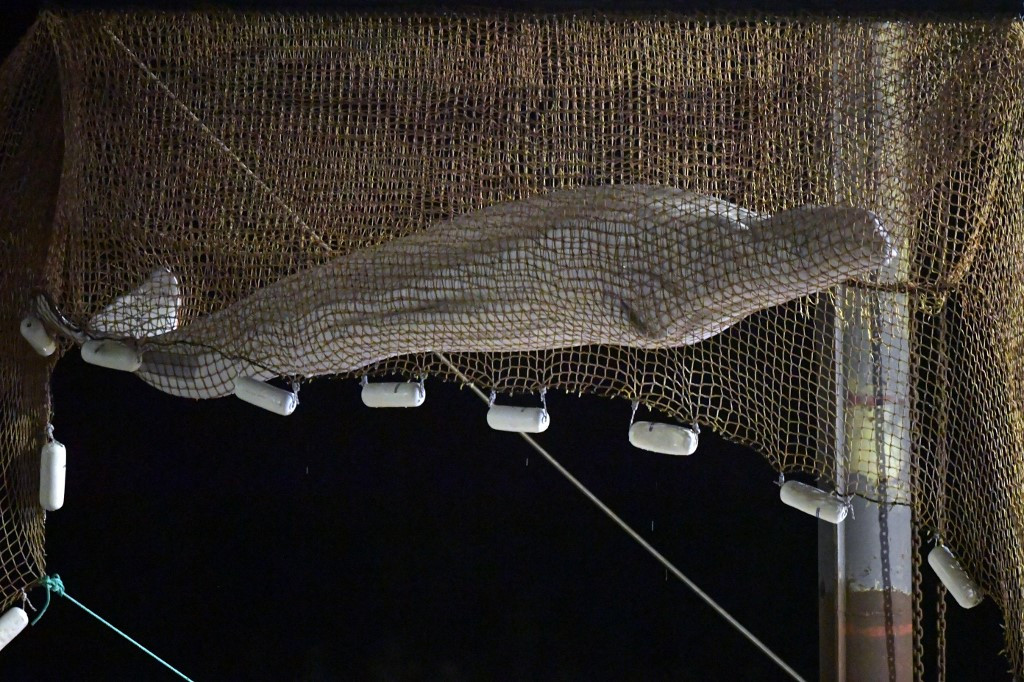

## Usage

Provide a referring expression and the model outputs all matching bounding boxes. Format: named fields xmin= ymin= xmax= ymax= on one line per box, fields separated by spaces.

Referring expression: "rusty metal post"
xmin=820 ymin=22 xmax=914 ymax=682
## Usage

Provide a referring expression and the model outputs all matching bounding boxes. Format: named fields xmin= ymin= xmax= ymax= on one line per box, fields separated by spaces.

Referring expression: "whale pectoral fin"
xmin=616 ymin=295 xmax=670 ymax=342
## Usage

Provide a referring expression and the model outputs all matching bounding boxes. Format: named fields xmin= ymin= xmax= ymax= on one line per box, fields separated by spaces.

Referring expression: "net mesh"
xmin=2 ymin=10 xmax=1023 ymax=675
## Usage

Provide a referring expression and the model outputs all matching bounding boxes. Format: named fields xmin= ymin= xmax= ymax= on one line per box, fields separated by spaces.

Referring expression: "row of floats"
xmin=9 ymin=314 xmax=983 ymax=647
xmin=21 ymin=314 xmax=703 ymax=450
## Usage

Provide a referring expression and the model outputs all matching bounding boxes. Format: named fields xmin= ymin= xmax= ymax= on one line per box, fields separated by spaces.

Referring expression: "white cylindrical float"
xmin=39 ymin=439 xmax=66 ymax=511
xmin=361 ymin=382 xmax=426 ymax=408
xmin=928 ymin=544 xmax=983 ymax=609
xmin=779 ymin=480 xmax=848 ymax=524
xmin=487 ymin=405 xmax=550 ymax=433
xmin=0 ymin=607 xmax=28 ymax=652
xmin=628 ymin=422 xmax=698 ymax=456
xmin=81 ymin=339 xmax=142 ymax=372
xmin=20 ymin=316 xmax=56 ymax=357
xmin=233 ymin=377 xmax=298 ymax=416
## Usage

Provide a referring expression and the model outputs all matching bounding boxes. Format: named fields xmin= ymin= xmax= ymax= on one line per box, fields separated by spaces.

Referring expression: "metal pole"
xmin=820 ymin=22 xmax=914 ymax=682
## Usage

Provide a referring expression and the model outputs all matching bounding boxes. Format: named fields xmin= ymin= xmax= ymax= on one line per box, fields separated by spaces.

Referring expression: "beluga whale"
xmin=35 ymin=185 xmax=894 ymax=400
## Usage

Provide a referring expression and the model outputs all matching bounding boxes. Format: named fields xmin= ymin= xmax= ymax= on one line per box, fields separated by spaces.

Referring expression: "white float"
xmin=19 ymin=316 xmax=55 ymax=357
xmin=628 ymin=422 xmax=698 ymax=455
xmin=39 ymin=439 xmax=66 ymax=511
xmin=928 ymin=544 xmax=983 ymax=609
xmin=779 ymin=480 xmax=848 ymax=524
xmin=361 ymin=382 xmax=426 ymax=408
xmin=487 ymin=405 xmax=550 ymax=433
xmin=81 ymin=339 xmax=142 ymax=372
xmin=233 ymin=377 xmax=298 ymax=416
xmin=0 ymin=607 xmax=28 ymax=652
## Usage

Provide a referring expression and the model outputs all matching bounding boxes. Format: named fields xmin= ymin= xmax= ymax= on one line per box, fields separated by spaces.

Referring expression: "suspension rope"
xmin=32 ymin=574 xmax=194 ymax=682
xmin=99 ymin=24 xmax=333 ymax=255
xmin=433 ymin=352 xmax=808 ymax=682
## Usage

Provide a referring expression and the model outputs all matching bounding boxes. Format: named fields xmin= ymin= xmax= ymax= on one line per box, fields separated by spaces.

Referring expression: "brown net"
xmin=0 ymin=18 xmax=60 ymax=620
xmin=2 ymin=9 xmax=1023 ymax=675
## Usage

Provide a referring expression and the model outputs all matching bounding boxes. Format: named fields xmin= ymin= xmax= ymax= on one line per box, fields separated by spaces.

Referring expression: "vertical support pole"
xmin=820 ymin=22 xmax=914 ymax=682
xmin=817 ymin=286 xmax=847 ymax=680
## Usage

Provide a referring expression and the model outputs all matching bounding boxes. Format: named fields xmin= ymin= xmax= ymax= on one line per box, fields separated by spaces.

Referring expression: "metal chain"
xmin=871 ymin=292 xmax=898 ymax=682
xmin=912 ymin=522 xmax=926 ymax=682
xmin=877 ymin=471 xmax=897 ymax=682
xmin=907 ymin=320 xmax=926 ymax=682
xmin=937 ymin=582 xmax=948 ymax=682
xmin=935 ymin=314 xmax=950 ymax=682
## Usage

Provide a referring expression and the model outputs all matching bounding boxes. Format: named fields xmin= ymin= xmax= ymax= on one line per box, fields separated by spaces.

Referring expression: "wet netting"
xmin=2 ymin=10 xmax=1022 ymax=676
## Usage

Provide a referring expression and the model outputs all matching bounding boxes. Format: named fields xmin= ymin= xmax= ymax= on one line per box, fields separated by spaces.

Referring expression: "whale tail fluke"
xmin=88 ymin=267 xmax=182 ymax=339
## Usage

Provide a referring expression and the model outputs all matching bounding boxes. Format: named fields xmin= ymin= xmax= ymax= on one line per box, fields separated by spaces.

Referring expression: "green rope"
xmin=31 ymin=574 xmax=194 ymax=682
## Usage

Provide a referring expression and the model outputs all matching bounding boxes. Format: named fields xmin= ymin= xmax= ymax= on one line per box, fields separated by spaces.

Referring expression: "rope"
xmin=31 ymin=574 xmax=194 ymax=682
xmin=99 ymin=24 xmax=333 ymax=256
xmin=433 ymin=352 xmax=808 ymax=682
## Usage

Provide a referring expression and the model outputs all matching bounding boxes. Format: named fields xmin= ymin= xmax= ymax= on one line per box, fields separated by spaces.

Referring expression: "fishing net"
xmin=2 ymin=10 xmax=1022 ymax=676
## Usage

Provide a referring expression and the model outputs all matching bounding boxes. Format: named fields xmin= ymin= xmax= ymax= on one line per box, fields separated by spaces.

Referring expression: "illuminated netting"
xmin=2 ymin=11 xmax=1022 ymax=675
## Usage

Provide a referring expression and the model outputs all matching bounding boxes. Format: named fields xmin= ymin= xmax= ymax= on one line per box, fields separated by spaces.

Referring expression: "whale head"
xmin=745 ymin=205 xmax=895 ymax=305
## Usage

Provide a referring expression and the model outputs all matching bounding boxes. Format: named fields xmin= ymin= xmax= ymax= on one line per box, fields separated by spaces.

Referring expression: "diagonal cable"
xmin=101 ymin=25 xmax=333 ymax=254
xmin=433 ymin=351 xmax=809 ymax=682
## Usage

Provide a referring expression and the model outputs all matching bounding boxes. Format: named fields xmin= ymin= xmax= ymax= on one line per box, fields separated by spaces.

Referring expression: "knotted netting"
xmin=2 ymin=10 xmax=1023 ymax=675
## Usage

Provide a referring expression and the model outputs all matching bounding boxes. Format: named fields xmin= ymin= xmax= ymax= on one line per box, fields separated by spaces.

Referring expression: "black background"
xmin=0 ymin=3 xmax=1016 ymax=680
